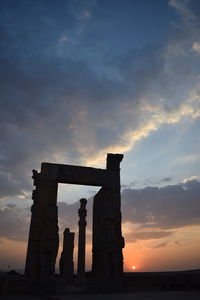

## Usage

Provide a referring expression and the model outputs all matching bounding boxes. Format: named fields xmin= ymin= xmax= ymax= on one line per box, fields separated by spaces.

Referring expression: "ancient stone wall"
xmin=25 ymin=153 xmax=124 ymax=292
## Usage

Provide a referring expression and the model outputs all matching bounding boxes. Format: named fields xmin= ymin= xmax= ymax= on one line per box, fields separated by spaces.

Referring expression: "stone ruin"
xmin=77 ymin=198 xmax=87 ymax=284
xmin=59 ymin=228 xmax=74 ymax=283
xmin=25 ymin=153 xmax=124 ymax=292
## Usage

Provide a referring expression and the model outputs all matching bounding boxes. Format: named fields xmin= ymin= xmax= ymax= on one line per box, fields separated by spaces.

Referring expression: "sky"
xmin=0 ymin=0 xmax=200 ymax=273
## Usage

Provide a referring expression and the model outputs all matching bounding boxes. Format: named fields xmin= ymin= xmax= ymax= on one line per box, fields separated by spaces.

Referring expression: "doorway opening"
xmin=56 ymin=183 xmax=100 ymax=274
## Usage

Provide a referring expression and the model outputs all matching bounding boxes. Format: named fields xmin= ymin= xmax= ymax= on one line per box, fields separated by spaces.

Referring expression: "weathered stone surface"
xmin=41 ymin=163 xmax=108 ymax=187
xmin=59 ymin=228 xmax=74 ymax=282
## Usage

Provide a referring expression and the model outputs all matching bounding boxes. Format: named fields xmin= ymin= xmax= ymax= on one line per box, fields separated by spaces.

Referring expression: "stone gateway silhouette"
xmin=25 ymin=153 xmax=124 ymax=291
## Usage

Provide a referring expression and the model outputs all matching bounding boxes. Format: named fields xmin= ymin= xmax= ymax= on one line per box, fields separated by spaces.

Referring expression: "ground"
xmin=1 ymin=291 xmax=200 ymax=300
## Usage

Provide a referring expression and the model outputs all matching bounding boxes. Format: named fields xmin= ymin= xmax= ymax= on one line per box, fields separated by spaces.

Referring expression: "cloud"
xmin=168 ymin=0 xmax=196 ymax=22
xmin=0 ymin=0 xmax=200 ymax=200
xmin=0 ymin=205 xmax=29 ymax=242
xmin=0 ymin=53 xmax=129 ymax=197
xmin=58 ymin=198 xmax=94 ymax=235
xmin=59 ymin=35 xmax=70 ymax=43
xmin=6 ymin=204 xmax=17 ymax=209
xmin=124 ymin=231 xmax=173 ymax=243
xmin=153 ymin=242 xmax=168 ymax=249
xmin=68 ymin=0 xmax=94 ymax=21
xmin=122 ymin=179 xmax=200 ymax=230
xmin=182 ymin=176 xmax=198 ymax=183
xmin=0 ymin=180 xmax=199 ymax=245
xmin=0 ymin=198 xmax=94 ymax=244
xmin=163 ymin=177 xmax=172 ymax=182
xmin=174 ymin=241 xmax=187 ymax=246
xmin=192 ymin=41 xmax=200 ymax=52
xmin=79 ymin=10 xmax=91 ymax=20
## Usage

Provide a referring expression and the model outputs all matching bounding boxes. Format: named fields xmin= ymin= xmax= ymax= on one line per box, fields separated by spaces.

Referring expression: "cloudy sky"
xmin=0 ymin=0 xmax=200 ymax=272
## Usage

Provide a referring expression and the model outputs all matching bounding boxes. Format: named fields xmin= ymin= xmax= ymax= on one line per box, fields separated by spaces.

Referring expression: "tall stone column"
xmin=25 ymin=170 xmax=41 ymax=276
xmin=92 ymin=153 xmax=124 ymax=291
xmin=77 ymin=198 xmax=87 ymax=282
xmin=59 ymin=228 xmax=74 ymax=283
xmin=25 ymin=168 xmax=59 ymax=277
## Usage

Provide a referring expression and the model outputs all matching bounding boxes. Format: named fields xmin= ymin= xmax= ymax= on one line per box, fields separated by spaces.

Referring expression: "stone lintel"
xmin=40 ymin=162 xmax=118 ymax=187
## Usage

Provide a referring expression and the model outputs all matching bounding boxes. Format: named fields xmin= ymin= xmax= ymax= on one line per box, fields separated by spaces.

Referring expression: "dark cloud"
xmin=58 ymin=198 xmax=93 ymax=233
xmin=0 ymin=171 xmax=26 ymax=198
xmin=0 ymin=205 xmax=29 ymax=242
xmin=124 ymin=231 xmax=173 ymax=243
xmin=6 ymin=204 xmax=17 ymax=209
xmin=0 ymin=199 xmax=94 ymax=244
xmin=0 ymin=180 xmax=199 ymax=245
xmin=0 ymin=26 xmax=132 ymax=199
xmin=163 ymin=177 xmax=172 ymax=182
xmin=174 ymin=241 xmax=187 ymax=247
xmin=0 ymin=48 xmax=131 ymax=197
xmin=0 ymin=0 xmax=200 ymax=202
xmin=153 ymin=242 xmax=168 ymax=249
xmin=122 ymin=179 xmax=200 ymax=230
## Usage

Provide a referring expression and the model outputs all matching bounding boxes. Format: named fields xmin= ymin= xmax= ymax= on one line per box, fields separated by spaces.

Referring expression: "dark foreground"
xmin=1 ymin=269 xmax=200 ymax=298
xmin=1 ymin=291 xmax=200 ymax=300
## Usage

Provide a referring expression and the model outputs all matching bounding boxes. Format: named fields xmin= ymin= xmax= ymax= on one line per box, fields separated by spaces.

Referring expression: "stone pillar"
xmin=25 ymin=170 xmax=41 ymax=276
xmin=25 ymin=167 xmax=59 ymax=277
xmin=59 ymin=228 xmax=74 ymax=283
xmin=92 ymin=153 xmax=124 ymax=292
xmin=77 ymin=198 xmax=87 ymax=283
